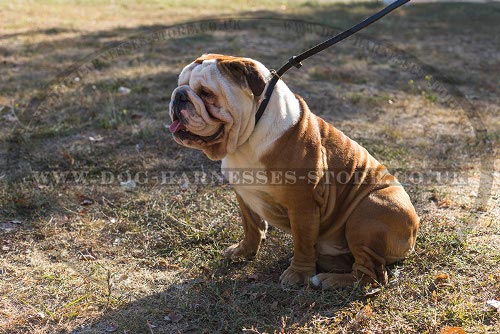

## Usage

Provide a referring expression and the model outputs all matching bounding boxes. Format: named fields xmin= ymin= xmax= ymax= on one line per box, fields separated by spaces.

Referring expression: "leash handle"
xmin=255 ymin=0 xmax=411 ymax=123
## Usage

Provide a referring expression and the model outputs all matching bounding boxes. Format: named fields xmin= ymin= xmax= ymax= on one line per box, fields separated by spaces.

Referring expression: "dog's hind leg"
xmin=311 ymin=246 xmax=387 ymax=289
xmin=311 ymin=186 xmax=418 ymax=290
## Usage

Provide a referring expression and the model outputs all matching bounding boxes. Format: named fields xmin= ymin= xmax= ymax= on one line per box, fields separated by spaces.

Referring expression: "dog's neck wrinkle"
xmin=222 ymin=81 xmax=300 ymax=169
xmin=250 ymin=83 xmax=298 ymax=147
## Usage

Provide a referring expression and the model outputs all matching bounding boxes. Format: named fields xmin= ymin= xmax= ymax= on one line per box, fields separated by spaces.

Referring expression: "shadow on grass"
xmin=72 ymin=256 xmax=364 ymax=333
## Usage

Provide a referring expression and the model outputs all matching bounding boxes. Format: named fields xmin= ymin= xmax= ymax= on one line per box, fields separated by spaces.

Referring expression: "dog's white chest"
xmin=234 ymin=185 xmax=290 ymax=231
xmin=222 ymin=151 xmax=290 ymax=231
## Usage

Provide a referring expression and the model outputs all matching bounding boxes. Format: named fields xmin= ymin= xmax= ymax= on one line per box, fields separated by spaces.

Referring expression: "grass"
xmin=1 ymin=0 xmax=499 ymax=333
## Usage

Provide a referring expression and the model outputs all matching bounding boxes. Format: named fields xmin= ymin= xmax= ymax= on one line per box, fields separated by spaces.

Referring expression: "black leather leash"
xmin=254 ymin=0 xmax=410 ymax=123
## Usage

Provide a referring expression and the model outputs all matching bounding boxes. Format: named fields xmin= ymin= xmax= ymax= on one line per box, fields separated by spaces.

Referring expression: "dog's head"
xmin=168 ymin=54 xmax=268 ymax=160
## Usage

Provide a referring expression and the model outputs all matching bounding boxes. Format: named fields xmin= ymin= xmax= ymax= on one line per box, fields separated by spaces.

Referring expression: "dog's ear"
xmin=217 ymin=59 xmax=266 ymax=97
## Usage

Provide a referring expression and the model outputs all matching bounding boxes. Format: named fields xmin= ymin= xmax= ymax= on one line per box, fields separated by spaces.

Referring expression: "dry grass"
xmin=1 ymin=1 xmax=499 ymax=333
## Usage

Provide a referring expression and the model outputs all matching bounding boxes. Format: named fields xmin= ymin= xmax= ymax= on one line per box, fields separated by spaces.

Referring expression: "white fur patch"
xmin=310 ymin=275 xmax=322 ymax=287
xmin=222 ymin=77 xmax=302 ymax=168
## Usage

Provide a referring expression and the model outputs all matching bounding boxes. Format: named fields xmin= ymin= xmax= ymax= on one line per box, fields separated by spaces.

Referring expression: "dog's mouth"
xmin=169 ymin=111 xmax=224 ymax=143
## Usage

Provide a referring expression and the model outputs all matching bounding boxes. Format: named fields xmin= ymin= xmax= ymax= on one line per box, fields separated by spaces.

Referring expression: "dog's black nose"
xmin=173 ymin=108 xmax=181 ymax=121
xmin=177 ymin=91 xmax=189 ymax=103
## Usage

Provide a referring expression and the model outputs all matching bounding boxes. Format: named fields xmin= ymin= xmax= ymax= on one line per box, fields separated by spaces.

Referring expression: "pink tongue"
xmin=169 ymin=120 xmax=185 ymax=133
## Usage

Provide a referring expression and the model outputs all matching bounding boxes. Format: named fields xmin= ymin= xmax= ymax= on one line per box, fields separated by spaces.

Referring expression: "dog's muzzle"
xmin=169 ymin=89 xmax=191 ymax=133
xmin=168 ymin=88 xmax=224 ymax=143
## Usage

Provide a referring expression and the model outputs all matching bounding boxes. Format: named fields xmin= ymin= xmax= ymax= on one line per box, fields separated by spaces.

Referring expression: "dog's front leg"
xmin=224 ymin=192 xmax=267 ymax=260
xmin=279 ymin=203 xmax=319 ymax=288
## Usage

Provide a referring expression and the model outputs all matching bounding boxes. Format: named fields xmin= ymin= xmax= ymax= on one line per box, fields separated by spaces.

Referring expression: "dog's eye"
xmin=200 ymin=88 xmax=214 ymax=99
xmin=200 ymin=88 xmax=216 ymax=105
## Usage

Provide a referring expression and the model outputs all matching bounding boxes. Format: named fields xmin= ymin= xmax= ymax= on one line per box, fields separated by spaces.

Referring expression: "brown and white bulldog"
xmin=168 ymin=54 xmax=419 ymax=289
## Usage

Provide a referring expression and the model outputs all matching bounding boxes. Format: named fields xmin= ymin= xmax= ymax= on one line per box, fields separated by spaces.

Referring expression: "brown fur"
xmin=233 ymin=95 xmax=419 ymax=288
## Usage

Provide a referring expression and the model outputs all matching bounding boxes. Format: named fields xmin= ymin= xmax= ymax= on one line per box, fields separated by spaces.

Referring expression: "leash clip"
xmin=288 ymin=56 xmax=302 ymax=69
xmin=270 ymin=69 xmax=282 ymax=80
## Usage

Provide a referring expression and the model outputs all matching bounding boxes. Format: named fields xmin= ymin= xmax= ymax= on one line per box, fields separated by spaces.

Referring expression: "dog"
xmin=168 ymin=54 xmax=419 ymax=289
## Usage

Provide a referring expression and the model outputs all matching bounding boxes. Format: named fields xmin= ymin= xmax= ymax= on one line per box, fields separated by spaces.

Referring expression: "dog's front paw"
xmin=224 ymin=241 xmax=258 ymax=260
xmin=279 ymin=266 xmax=315 ymax=288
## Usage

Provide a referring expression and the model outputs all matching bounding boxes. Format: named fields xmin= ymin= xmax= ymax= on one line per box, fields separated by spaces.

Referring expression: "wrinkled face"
xmin=168 ymin=54 xmax=268 ymax=160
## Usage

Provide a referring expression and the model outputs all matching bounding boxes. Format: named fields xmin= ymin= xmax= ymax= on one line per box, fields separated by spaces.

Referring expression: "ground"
xmin=0 ymin=1 xmax=499 ymax=333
